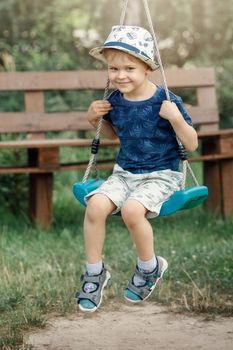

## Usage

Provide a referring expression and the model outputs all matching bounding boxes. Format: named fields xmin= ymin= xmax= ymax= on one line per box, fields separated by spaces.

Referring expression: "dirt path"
xmin=27 ymin=303 xmax=233 ymax=350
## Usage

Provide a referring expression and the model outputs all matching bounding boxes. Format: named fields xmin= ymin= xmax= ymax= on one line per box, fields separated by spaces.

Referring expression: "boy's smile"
xmin=104 ymin=49 xmax=156 ymax=101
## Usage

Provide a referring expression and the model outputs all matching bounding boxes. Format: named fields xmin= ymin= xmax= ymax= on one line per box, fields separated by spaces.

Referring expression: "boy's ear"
xmin=144 ymin=63 xmax=153 ymax=74
xmin=145 ymin=67 xmax=152 ymax=75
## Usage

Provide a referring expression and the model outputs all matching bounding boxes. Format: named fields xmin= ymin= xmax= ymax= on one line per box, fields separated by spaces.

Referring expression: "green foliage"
xmin=0 ymin=0 xmax=92 ymax=71
xmin=150 ymin=0 xmax=233 ymax=66
xmin=0 ymin=91 xmax=24 ymax=111
xmin=217 ymin=59 xmax=233 ymax=128
xmin=0 ymin=146 xmax=28 ymax=214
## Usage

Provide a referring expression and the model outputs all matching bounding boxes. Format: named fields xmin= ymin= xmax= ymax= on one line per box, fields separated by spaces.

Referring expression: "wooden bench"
xmin=0 ymin=68 xmax=233 ymax=228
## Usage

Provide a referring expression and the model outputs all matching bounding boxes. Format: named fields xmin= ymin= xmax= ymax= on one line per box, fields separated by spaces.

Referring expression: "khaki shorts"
xmin=85 ymin=164 xmax=183 ymax=218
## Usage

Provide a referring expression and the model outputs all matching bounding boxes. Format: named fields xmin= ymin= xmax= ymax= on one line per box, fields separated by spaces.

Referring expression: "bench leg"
xmin=203 ymin=161 xmax=222 ymax=214
xmin=221 ymin=159 xmax=233 ymax=217
xmin=204 ymin=160 xmax=233 ymax=217
xmin=202 ymin=136 xmax=233 ymax=217
xmin=29 ymin=173 xmax=53 ymax=228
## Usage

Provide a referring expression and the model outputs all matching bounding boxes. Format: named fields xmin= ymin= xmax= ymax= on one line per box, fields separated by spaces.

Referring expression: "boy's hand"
xmin=159 ymin=100 xmax=182 ymax=122
xmin=87 ymin=100 xmax=112 ymax=125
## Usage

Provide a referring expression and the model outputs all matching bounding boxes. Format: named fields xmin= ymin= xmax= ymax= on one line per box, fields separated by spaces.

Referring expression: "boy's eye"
xmin=126 ymin=67 xmax=136 ymax=71
xmin=109 ymin=67 xmax=118 ymax=71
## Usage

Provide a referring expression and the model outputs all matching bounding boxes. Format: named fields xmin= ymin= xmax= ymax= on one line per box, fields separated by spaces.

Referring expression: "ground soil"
xmin=27 ymin=303 xmax=233 ymax=350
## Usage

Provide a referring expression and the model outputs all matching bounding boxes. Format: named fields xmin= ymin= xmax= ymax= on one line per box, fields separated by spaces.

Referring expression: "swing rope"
xmin=119 ymin=0 xmax=129 ymax=26
xmin=142 ymin=0 xmax=199 ymax=189
xmin=82 ymin=0 xmax=199 ymax=189
xmin=82 ymin=78 xmax=110 ymax=183
xmin=82 ymin=0 xmax=128 ymax=183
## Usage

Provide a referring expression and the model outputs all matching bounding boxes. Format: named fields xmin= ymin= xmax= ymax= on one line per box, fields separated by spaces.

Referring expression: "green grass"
xmin=0 ymin=175 xmax=233 ymax=348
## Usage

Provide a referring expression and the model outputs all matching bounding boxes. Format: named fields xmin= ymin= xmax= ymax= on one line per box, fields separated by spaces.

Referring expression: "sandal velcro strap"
xmin=126 ymin=283 xmax=146 ymax=299
xmin=82 ymin=274 xmax=103 ymax=284
xmin=77 ymin=290 xmax=99 ymax=306
xmin=126 ymin=264 xmax=160 ymax=299
xmin=75 ymin=267 xmax=110 ymax=308
xmin=134 ymin=265 xmax=159 ymax=282
xmin=125 ymin=257 xmax=168 ymax=303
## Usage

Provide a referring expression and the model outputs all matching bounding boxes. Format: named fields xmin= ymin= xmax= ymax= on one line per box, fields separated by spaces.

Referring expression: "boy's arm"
xmin=159 ymin=100 xmax=198 ymax=152
xmin=87 ymin=100 xmax=118 ymax=140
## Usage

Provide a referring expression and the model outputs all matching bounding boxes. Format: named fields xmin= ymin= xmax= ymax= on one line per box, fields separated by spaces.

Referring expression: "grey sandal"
xmin=75 ymin=267 xmax=111 ymax=312
xmin=124 ymin=256 xmax=168 ymax=303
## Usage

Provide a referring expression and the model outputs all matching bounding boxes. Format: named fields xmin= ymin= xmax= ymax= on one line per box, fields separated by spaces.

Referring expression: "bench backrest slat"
xmin=0 ymin=68 xmax=215 ymax=91
xmin=0 ymin=68 xmax=219 ymax=134
xmin=0 ymin=107 xmax=218 ymax=134
xmin=0 ymin=112 xmax=91 ymax=133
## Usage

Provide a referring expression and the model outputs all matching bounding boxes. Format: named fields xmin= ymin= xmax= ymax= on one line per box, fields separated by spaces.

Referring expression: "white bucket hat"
xmin=89 ymin=25 xmax=159 ymax=70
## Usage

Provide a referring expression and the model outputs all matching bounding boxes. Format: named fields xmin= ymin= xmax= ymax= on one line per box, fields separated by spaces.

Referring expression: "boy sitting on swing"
xmin=75 ymin=25 xmax=198 ymax=312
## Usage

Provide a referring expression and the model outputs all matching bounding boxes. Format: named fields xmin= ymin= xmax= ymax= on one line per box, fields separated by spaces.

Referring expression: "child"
xmin=75 ymin=25 xmax=198 ymax=312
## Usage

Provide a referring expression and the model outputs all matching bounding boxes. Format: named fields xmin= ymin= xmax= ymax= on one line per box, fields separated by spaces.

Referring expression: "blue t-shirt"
xmin=104 ymin=86 xmax=192 ymax=174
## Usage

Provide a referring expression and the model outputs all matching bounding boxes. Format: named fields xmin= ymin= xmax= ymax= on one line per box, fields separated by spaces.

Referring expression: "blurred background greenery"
xmin=0 ymin=0 xmax=233 ymax=126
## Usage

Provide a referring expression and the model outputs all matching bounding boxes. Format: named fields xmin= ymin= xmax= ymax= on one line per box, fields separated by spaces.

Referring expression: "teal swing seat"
xmin=73 ymin=178 xmax=105 ymax=207
xmin=73 ymin=179 xmax=208 ymax=217
xmin=158 ymin=185 xmax=208 ymax=216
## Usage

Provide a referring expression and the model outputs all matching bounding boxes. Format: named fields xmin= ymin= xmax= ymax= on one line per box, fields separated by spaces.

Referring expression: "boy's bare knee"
xmin=121 ymin=200 xmax=147 ymax=226
xmin=86 ymin=194 xmax=115 ymax=221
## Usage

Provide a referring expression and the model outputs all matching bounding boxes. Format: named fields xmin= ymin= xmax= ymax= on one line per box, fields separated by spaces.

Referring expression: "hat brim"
xmin=89 ymin=44 xmax=159 ymax=71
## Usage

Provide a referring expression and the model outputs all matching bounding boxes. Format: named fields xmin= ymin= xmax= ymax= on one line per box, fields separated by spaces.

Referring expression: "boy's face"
xmin=104 ymin=49 xmax=150 ymax=96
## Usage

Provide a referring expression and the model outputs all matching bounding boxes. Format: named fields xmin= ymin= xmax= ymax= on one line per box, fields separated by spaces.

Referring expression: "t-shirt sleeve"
xmin=173 ymin=96 xmax=193 ymax=126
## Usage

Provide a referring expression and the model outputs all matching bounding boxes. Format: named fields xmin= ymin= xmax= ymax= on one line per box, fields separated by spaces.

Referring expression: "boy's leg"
xmin=121 ymin=198 xmax=154 ymax=261
xmin=84 ymin=193 xmax=116 ymax=263
xmin=121 ymin=199 xmax=168 ymax=302
xmin=76 ymin=194 xmax=116 ymax=312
